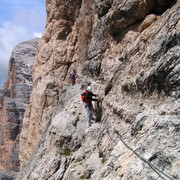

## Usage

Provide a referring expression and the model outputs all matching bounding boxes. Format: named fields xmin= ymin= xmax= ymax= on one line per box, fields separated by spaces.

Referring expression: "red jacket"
xmin=84 ymin=90 xmax=97 ymax=104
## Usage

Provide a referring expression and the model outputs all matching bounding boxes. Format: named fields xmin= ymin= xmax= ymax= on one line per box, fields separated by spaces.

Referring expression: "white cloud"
xmin=0 ymin=21 xmax=42 ymax=88
xmin=0 ymin=0 xmax=46 ymax=88
xmin=33 ymin=32 xmax=42 ymax=38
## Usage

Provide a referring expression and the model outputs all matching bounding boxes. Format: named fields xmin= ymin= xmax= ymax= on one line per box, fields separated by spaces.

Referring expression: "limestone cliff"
xmin=0 ymin=39 xmax=39 ymax=179
xmin=17 ymin=0 xmax=179 ymax=180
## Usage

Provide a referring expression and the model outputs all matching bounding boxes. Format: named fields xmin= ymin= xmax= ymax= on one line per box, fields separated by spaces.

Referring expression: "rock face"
xmin=0 ymin=39 xmax=39 ymax=177
xmin=17 ymin=1 xmax=179 ymax=180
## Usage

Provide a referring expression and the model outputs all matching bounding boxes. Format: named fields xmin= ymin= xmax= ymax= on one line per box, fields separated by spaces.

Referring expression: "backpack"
xmin=81 ymin=91 xmax=87 ymax=102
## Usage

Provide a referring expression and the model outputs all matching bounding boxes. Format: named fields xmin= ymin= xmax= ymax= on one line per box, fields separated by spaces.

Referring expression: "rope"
xmin=58 ymin=108 xmax=175 ymax=180
xmin=105 ymin=128 xmax=175 ymax=180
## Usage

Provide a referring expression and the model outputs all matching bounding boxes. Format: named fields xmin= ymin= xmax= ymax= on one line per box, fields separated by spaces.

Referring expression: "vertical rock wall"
xmin=17 ymin=0 xmax=179 ymax=180
xmin=0 ymin=39 xmax=39 ymax=175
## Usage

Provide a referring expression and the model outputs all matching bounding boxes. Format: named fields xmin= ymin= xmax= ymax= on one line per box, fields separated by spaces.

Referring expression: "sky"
xmin=0 ymin=0 xmax=46 ymax=88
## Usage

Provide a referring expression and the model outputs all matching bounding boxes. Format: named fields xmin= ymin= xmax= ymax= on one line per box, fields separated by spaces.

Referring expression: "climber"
xmin=69 ymin=69 xmax=78 ymax=85
xmin=81 ymin=86 xmax=98 ymax=127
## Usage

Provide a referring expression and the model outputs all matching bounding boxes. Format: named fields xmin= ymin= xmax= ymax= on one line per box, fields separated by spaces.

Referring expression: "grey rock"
xmin=0 ymin=170 xmax=17 ymax=180
xmin=16 ymin=1 xmax=180 ymax=180
xmin=107 ymin=0 xmax=156 ymax=36
xmin=0 ymin=39 xmax=39 ymax=171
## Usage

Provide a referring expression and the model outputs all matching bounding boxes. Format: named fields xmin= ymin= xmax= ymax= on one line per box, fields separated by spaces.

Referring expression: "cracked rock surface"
xmin=0 ymin=39 xmax=39 ymax=179
xmin=16 ymin=1 xmax=179 ymax=180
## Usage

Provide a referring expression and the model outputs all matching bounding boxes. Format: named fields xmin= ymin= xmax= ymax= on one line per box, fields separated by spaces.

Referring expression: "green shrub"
xmin=60 ymin=148 xmax=71 ymax=156
xmin=101 ymin=158 xmax=107 ymax=164
xmin=74 ymin=158 xmax=82 ymax=163
xmin=79 ymin=175 xmax=85 ymax=179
